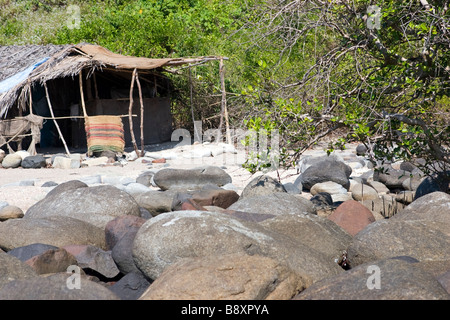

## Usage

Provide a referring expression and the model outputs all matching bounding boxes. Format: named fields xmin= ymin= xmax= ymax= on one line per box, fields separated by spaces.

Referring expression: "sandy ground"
xmin=0 ymin=141 xmax=361 ymax=212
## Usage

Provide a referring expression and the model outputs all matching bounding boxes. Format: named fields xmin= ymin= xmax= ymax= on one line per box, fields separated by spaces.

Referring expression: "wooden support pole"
xmin=43 ymin=82 xmax=71 ymax=156
xmin=220 ymin=57 xmax=231 ymax=144
xmin=79 ymin=71 xmax=88 ymax=118
xmin=129 ymin=69 xmax=139 ymax=156
xmin=135 ymin=71 xmax=145 ymax=157
xmin=28 ymin=80 xmax=33 ymax=116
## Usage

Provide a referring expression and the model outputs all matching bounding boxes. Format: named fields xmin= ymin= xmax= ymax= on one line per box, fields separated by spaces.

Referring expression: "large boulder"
xmin=139 ymin=253 xmax=303 ymax=300
xmin=25 ymin=185 xmax=141 ymax=229
xmin=44 ymin=180 xmax=88 ymax=198
xmin=0 ymin=273 xmax=120 ymax=300
xmin=260 ymin=213 xmax=352 ymax=262
xmin=240 ymin=175 xmax=286 ymax=199
xmin=414 ymin=172 xmax=449 ymax=200
xmin=374 ymin=168 xmax=410 ymax=189
xmin=132 ymin=211 xmax=343 ymax=286
xmin=294 ymin=257 xmax=450 ymax=300
xmin=390 ymin=191 xmax=450 ymax=223
xmin=0 ymin=216 xmax=106 ymax=251
xmin=0 ymin=250 xmax=37 ymax=290
xmin=134 ymin=190 xmax=178 ymax=216
xmin=228 ymin=192 xmax=316 ymax=216
xmin=347 ymin=219 xmax=450 ymax=266
xmin=153 ymin=166 xmax=232 ymax=191
xmin=295 ymin=158 xmax=352 ymax=190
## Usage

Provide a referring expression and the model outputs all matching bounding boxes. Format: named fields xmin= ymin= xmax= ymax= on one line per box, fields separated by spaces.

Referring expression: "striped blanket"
xmin=85 ymin=115 xmax=125 ymax=155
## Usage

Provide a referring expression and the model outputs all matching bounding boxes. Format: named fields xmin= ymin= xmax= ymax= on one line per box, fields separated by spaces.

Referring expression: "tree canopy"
xmin=1 ymin=0 xmax=448 ymax=175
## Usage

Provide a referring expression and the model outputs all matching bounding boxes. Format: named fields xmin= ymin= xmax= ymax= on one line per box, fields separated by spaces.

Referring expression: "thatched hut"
xmin=0 ymin=43 xmax=220 ymax=156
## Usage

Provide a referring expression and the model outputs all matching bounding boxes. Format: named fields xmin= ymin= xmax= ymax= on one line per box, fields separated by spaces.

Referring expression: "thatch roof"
xmin=0 ymin=43 xmax=221 ymax=118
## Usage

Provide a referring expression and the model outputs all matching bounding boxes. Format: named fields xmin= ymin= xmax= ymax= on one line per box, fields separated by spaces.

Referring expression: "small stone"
xmin=310 ymin=181 xmax=347 ymax=196
xmin=0 ymin=205 xmax=24 ymax=221
xmin=21 ymin=155 xmax=47 ymax=169
xmin=1 ymin=153 xmax=22 ymax=168
xmin=82 ymin=157 xmax=109 ymax=167
xmin=350 ymin=183 xmax=379 ymax=201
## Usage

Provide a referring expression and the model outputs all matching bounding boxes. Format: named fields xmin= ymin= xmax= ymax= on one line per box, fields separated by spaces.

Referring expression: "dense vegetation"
xmin=1 ymin=0 xmax=448 ymax=174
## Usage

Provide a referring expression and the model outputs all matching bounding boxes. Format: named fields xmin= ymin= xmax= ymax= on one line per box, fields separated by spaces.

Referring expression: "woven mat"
xmin=85 ymin=115 xmax=125 ymax=154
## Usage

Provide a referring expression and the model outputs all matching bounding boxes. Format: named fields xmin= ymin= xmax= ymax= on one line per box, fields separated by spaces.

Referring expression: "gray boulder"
xmin=0 ymin=273 xmax=120 ymax=300
xmin=45 ymin=180 xmax=88 ymax=198
xmin=374 ymin=168 xmax=411 ymax=189
xmin=135 ymin=171 xmax=155 ymax=187
xmin=110 ymin=271 xmax=152 ymax=300
xmin=347 ymin=219 xmax=450 ymax=266
xmin=390 ymin=191 xmax=450 ymax=224
xmin=0 ymin=250 xmax=37 ymax=290
xmin=296 ymin=158 xmax=352 ymax=190
xmin=294 ymin=257 xmax=450 ymax=300
xmin=153 ymin=166 xmax=232 ymax=191
xmin=25 ymin=185 xmax=141 ymax=229
xmin=240 ymin=175 xmax=286 ymax=199
xmin=64 ymin=245 xmax=120 ymax=279
xmin=0 ymin=216 xmax=106 ymax=251
xmin=228 ymin=192 xmax=316 ymax=216
xmin=139 ymin=253 xmax=303 ymax=300
xmin=414 ymin=171 xmax=449 ymax=200
xmin=21 ymin=155 xmax=47 ymax=169
xmin=132 ymin=210 xmax=343 ymax=285
xmin=134 ymin=189 xmax=178 ymax=216
xmin=260 ymin=213 xmax=352 ymax=262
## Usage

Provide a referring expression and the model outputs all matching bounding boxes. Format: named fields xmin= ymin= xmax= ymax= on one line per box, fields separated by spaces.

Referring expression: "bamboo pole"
xmin=135 ymin=71 xmax=145 ymax=157
xmin=79 ymin=71 xmax=88 ymax=118
xmin=43 ymin=82 xmax=70 ymax=156
xmin=28 ymin=80 xmax=33 ymax=115
xmin=128 ymin=69 xmax=139 ymax=156
xmin=220 ymin=58 xmax=231 ymax=144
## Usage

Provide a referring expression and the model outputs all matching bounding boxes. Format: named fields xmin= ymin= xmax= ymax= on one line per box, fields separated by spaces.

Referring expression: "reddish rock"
xmin=25 ymin=248 xmax=77 ymax=275
xmin=327 ymin=200 xmax=375 ymax=236
xmin=191 ymin=189 xmax=240 ymax=209
xmin=105 ymin=215 xmax=147 ymax=250
xmin=180 ymin=199 xmax=206 ymax=211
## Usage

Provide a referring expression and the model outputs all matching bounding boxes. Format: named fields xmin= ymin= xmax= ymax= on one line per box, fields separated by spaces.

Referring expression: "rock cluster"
xmin=0 ymin=144 xmax=449 ymax=300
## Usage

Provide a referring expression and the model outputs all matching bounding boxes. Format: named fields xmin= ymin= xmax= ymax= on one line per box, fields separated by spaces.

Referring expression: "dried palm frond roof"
xmin=0 ymin=43 xmax=222 ymax=118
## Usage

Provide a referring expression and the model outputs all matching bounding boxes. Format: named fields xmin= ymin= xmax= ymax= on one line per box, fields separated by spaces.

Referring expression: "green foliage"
xmin=1 ymin=0 xmax=448 ymax=175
